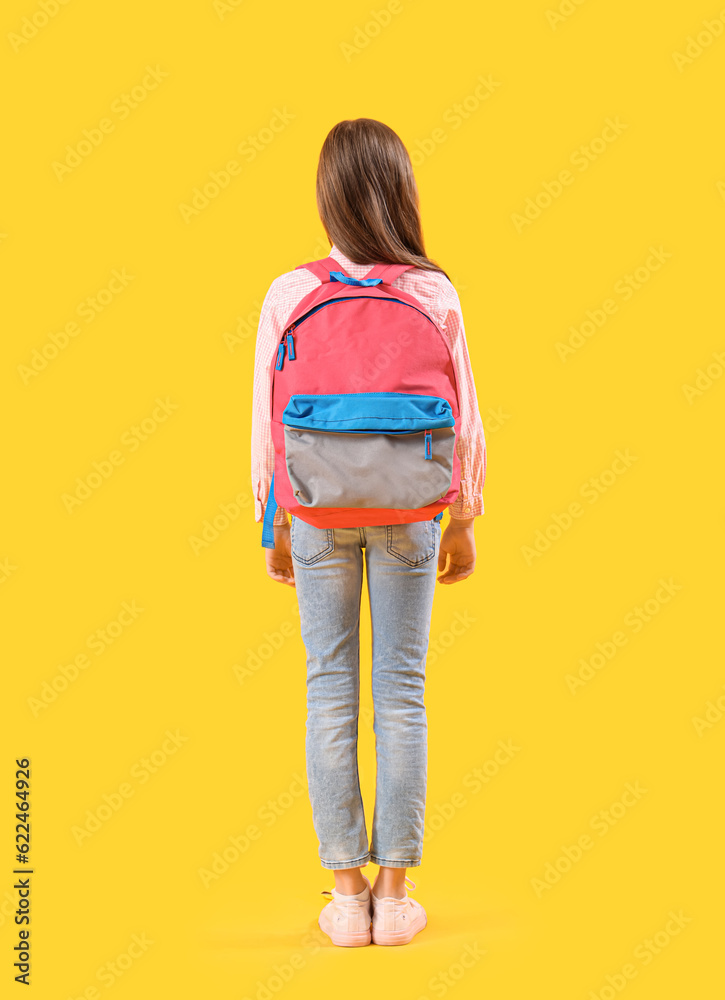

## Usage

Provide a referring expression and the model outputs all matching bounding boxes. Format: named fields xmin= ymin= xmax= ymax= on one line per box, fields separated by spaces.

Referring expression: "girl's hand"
xmin=437 ymin=517 xmax=476 ymax=584
xmin=265 ymin=522 xmax=296 ymax=587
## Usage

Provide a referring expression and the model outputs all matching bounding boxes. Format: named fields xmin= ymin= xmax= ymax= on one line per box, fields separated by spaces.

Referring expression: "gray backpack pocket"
xmin=282 ymin=392 xmax=456 ymax=510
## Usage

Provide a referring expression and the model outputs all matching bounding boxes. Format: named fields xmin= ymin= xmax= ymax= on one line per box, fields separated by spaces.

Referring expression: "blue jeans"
xmin=291 ymin=515 xmax=441 ymax=870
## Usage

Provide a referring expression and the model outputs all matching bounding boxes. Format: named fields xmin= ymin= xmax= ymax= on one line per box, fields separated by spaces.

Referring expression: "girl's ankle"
xmin=334 ymin=874 xmax=367 ymax=895
xmin=372 ymin=883 xmax=406 ymax=899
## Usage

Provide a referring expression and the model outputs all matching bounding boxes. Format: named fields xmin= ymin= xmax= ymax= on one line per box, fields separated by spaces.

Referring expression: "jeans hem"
xmin=320 ymin=853 xmax=371 ymax=870
xmin=370 ymin=856 xmax=422 ymax=868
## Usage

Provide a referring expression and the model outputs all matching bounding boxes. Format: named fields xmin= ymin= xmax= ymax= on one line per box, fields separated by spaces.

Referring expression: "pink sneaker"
xmin=371 ymin=876 xmax=427 ymax=945
xmin=318 ymin=874 xmax=373 ymax=947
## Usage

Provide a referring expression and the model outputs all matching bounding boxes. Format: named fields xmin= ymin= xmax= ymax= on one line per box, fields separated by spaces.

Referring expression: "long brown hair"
xmin=316 ymin=119 xmax=451 ymax=283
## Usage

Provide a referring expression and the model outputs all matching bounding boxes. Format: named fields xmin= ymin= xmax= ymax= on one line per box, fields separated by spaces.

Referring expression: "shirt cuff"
xmin=448 ymin=483 xmax=484 ymax=518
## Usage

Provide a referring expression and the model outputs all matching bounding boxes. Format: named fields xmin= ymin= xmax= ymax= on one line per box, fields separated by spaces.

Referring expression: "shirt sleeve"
xmin=251 ymin=279 xmax=289 ymax=526
xmin=434 ymin=280 xmax=486 ymax=518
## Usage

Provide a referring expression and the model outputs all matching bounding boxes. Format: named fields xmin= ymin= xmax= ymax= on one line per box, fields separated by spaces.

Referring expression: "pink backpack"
xmin=261 ymin=255 xmax=461 ymax=546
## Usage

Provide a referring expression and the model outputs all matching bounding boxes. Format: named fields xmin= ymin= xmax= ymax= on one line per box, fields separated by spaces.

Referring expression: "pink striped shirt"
xmin=251 ymin=244 xmax=486 ymax=525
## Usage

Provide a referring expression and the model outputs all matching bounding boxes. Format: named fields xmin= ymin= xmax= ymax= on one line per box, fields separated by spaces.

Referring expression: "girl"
xmin=251 ymin=118 xmax=486 ymax=946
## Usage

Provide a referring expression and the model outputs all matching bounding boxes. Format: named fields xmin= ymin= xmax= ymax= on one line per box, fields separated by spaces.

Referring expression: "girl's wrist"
xmin=447 ymin=515 xmax=475 ymax=529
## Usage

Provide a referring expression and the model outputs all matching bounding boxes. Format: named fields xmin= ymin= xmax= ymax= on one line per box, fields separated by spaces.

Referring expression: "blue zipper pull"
xmin=275 ymin=341 xmax=285 ymax=370
xmin=424 ymin=430 xmax=433 ymax=459
xmin=287 ymin=326 xmax=296 ymax=359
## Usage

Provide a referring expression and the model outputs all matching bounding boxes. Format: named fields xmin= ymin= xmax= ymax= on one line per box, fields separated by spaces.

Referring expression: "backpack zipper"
xmin=424 ymin=430 xmax=433 ymax=459
xmin=271 ymin=295 xmax=463 ymax=428
xmin=287 ymin=294 xmax=438 ymax=335
xmin=276 ymin=297 xmax=439 ymax=369
xmin=275 ymin=341 xmax=285 ymax=370
xmin=275 ymin=324 xmax=297 ymax=370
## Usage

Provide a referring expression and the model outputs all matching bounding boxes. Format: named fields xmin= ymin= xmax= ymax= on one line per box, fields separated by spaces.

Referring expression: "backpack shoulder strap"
xmin=364 ymin=261 xmax=416 ymax=285
xmin=295 ymin=256 xmax=349 ymax=283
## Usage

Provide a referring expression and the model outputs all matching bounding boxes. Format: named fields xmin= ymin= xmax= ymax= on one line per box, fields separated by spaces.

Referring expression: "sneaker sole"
xmin=318 ymin=913 xmax=371 ymax=947
xmin=371 ymin=912 xmax=427 ymax=946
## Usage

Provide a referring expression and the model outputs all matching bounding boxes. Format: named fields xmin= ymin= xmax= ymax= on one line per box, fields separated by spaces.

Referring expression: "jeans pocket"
xmin=386 ymin=520 xmax=437 ymax=567
xmin=290 ymin=517 xmax=334 ymax=565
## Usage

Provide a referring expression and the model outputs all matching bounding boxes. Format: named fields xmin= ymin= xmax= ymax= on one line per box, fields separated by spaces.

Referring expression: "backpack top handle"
xmin=295 ymin=258 xmax=415 ymax=286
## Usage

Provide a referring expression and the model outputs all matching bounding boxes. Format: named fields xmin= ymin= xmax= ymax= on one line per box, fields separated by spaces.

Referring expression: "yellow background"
xmin=1 ymin=0 xmax=723 ymax=996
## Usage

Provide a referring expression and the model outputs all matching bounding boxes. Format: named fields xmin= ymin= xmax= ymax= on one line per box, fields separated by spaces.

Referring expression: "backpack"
xmin=261 ymin=255 xmax=461 ymax=547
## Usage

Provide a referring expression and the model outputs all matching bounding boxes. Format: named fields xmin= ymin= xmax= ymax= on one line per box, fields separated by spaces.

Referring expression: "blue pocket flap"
xmin=283 ymin=392 xmax=454 ymax=433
